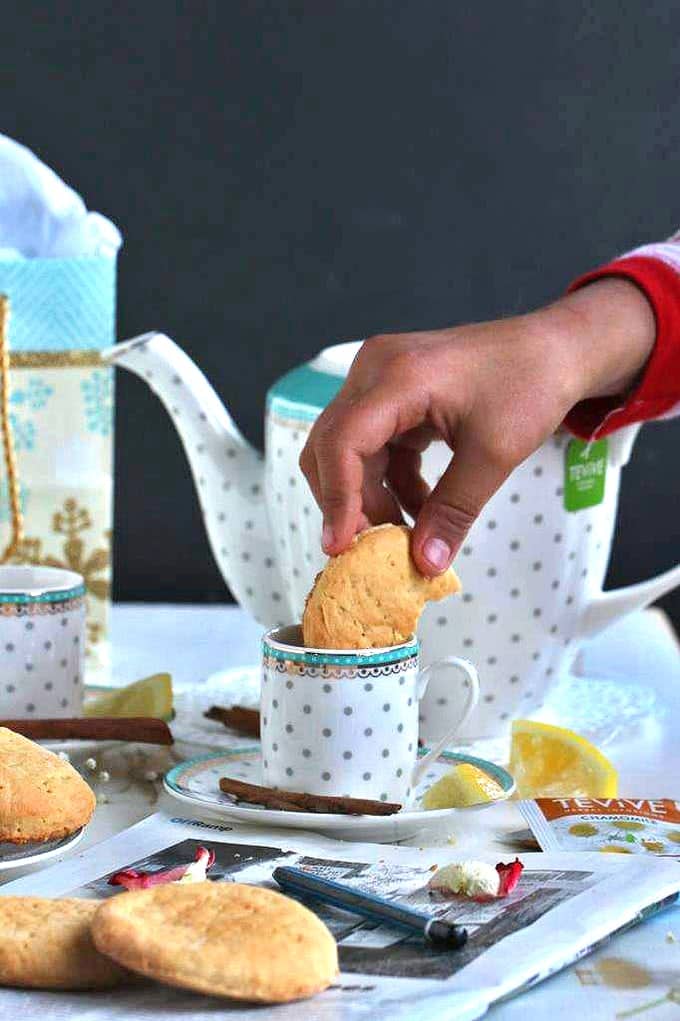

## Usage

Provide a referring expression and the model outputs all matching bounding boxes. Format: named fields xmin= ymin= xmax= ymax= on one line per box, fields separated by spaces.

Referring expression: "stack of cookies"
xmin=0 ymin=883 xmax=338 ymax=1002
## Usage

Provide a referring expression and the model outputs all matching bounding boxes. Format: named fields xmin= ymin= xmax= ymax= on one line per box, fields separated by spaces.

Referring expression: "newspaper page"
xmin=2 ymin=813 xmax=679 ymax=1021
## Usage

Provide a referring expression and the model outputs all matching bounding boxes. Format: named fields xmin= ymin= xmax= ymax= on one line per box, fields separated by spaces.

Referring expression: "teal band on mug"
xmin=0 ymin=584 xmax=87 ymax=605
xmin=262 ymin=627 xmax=418 ymax=668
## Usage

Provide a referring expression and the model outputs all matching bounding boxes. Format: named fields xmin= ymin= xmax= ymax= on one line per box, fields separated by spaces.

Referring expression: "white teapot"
xmin=104 ymin=334 xmax=680 ymax=740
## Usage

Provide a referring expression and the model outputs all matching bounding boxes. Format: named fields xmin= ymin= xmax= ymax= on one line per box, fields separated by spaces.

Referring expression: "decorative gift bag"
xmin=0 ymin=136 xmax=121 ymax=682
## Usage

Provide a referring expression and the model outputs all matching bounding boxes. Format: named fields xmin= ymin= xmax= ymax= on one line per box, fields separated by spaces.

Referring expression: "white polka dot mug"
xmin=0 ymin=566 xmax=86 ymax=718
xmin=260 ymin=625 xmax=480 ymax=805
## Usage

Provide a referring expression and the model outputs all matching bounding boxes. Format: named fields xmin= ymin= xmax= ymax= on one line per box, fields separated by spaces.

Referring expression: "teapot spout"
xmin=102 ymin=332 xmax=286 ymax=626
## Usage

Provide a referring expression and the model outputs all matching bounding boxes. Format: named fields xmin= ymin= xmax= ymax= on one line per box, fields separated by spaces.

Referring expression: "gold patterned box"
xmin=0 ymin=258 xmax=116 ymax=682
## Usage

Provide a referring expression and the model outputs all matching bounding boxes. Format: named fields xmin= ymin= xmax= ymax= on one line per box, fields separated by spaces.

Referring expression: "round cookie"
xmin=0 ymin=727 xmax=96 ymax=843
xmin=0 ymin=897 xmax=131 ymax=989
xmin=303 ymin=523 xmax=461 ymax=649
xmin=92 ymin=881 xmax=338 ymax=1003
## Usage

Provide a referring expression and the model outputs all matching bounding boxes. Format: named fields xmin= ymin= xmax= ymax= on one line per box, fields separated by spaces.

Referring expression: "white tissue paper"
xmin=0 ymin=133 xmax=121 ymax=259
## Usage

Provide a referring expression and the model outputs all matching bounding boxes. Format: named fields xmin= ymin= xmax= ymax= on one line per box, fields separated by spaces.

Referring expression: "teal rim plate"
xmin=164 ymin=746 xmax=515 ymax=837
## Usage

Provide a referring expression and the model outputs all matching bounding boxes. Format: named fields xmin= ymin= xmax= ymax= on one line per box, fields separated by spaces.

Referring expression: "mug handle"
xmin=411 ymin=657 xmax=480 ymax=788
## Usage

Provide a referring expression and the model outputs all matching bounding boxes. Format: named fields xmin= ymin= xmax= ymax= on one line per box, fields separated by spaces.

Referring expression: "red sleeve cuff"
xmin=563 ymin=255 xmax=680 ymax=440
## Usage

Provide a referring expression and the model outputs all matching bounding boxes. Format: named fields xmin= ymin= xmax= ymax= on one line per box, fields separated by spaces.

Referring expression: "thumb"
xmin=411 ymin=446 xmax=511 ymax=576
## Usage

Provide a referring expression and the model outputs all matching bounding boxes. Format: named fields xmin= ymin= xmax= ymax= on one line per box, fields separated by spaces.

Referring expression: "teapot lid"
xmin=267 ymin=340 xmax=362 ymax=420
xmin=309 ymin=340 xmax=363 ymax=377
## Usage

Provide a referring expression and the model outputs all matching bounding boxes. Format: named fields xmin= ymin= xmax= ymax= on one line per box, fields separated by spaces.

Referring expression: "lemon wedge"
xmin=422 ymin=762 xmax=505 ymax=809
xmin=509 ymin=719 xmax=618 ymax=798
xmin=84 ymin=673 xmax=173 ymax=720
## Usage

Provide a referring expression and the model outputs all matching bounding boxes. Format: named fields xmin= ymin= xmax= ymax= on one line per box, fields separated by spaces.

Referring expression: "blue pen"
xmin=272 ymin=865 xmax=468 ymax=949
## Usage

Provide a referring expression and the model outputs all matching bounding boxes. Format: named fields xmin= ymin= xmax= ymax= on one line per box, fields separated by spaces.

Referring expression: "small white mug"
xmin=0 ymin=566 xmax=86 ymax=718
xmin=260 ymin=625 xmax=480 ymax=805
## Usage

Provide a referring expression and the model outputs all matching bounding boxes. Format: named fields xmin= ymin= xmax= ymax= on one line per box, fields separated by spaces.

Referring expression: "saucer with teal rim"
xmin=163 ymin=746 xmax=514 ymax=843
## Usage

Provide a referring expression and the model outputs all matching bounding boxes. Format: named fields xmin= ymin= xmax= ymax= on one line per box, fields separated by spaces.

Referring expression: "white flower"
xmin=429 ymin=860 xmax=500 ymax=899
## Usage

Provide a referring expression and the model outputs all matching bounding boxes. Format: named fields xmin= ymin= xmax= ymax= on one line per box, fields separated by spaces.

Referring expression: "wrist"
xmin=544 ymin=278 xmax=656 ymax=402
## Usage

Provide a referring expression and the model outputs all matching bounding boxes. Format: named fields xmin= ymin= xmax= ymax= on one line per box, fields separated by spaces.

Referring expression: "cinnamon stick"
xmin=219 ymin=776 xmax=401 ymax=816
xmin=204 ymin=705 xmax=260 ymax=738
xmin=0 ymin=717 xmax=174 ymax=745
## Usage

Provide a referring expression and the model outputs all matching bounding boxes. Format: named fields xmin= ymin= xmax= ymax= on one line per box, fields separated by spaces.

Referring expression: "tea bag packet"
xmin=0 ymin=135 xmax=121 ymax=682
xmin=519 ymin=798 xmax=680 ymax=859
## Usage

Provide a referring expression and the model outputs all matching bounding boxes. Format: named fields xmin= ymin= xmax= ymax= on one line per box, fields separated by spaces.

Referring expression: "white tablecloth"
xmin=3 ymin=604 xmax=680 ymax=1020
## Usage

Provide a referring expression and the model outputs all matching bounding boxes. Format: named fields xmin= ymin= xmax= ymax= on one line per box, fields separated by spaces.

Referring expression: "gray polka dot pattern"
xmin=186 ymin=379 xmax=623 ymax=751
xmin=0 ymin=599 xmax=85 ymax=717
xmin=410 ymin=429 xmax=616 ymax=741
xmin=259 ymin=651 xmax=422 ymax=802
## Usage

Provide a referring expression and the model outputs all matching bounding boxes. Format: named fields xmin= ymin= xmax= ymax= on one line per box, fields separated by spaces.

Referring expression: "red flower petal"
xmin=496 ymin=858 xmax=523 ymax=897
xmin=198 ymin=847 xmax=216 ymax=869
xmin=108 ymin=846 xmax=215 ymax=890
xmin=108 ymin=864 xmax=191 ymax=889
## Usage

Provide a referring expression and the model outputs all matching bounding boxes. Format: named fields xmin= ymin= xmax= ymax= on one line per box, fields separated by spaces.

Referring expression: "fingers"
xmin=385 ymin=446 xmax=431 ymax=520
xmin=300 ymin=391 xmax=403 ymax=555
xmin=411 ymin=440 xmax=513 ymax=576
xmin=361 ymin=453 xmax=404 ymax=527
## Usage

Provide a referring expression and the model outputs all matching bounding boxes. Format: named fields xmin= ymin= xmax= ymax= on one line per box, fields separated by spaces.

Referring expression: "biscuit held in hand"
xmin=303 ymin=524 xmax=461 ymax=649
xmin=0 ymin=898 xmax=131 ymax=990
xmin=92 ymin=881 xmax=338 ymax=1003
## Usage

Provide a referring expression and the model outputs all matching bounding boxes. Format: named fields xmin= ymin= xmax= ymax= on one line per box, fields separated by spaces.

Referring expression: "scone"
xmin=0 ymin=728 xmax=96 ymax=843
xmin=92 ymin=881 xmax=338 ymax=1003
xmin=0 ymin=897 xmax=131 ymax=989
xmin=303 ymin=523 xmax=461 ymax=649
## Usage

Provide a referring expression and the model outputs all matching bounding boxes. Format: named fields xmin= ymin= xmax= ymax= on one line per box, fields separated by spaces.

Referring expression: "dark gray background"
xmin=3 ymin=2 xmax=679 ymax=626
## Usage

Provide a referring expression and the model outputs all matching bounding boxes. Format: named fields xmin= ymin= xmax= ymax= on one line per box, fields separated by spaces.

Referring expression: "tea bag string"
xmin=0 ymin=295 xmax=24 ymax=562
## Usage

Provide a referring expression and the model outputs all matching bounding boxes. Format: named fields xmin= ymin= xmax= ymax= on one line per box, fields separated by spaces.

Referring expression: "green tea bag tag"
xmin=564 ymin=437 xmax=608 ymax=512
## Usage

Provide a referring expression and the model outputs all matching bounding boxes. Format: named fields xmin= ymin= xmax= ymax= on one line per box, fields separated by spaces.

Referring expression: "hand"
xmin=299 ymin=278 xmax=655 ymax=575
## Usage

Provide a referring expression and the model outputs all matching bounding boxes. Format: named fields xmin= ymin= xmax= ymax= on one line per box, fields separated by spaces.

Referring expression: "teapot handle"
xmin=577 ymin=423 xmax=680 ymax=638
xmin=580 ymin=564 xmax=680 ymax=639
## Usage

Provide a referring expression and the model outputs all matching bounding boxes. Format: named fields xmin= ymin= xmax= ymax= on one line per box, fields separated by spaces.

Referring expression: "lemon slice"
xmin=510 ymin=719 xmax=618 ymax=798
xmin=422 ymin=762 xmax=505 ymax=809
xmin=85 ymin=673 xmax=173 ymax=720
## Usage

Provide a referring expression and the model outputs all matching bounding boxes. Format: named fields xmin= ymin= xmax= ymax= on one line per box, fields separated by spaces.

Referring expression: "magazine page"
xmin=2 ymin=813 xmax=679 ymax=1021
